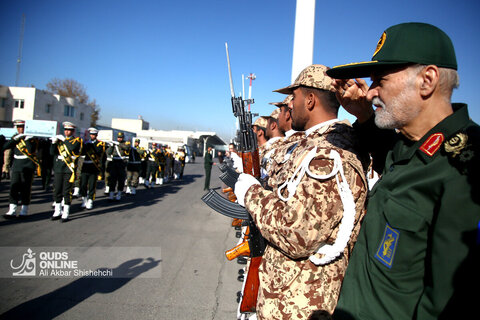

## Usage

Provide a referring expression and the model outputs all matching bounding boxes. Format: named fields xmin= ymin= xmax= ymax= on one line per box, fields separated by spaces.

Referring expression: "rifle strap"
xmin=16 ymin=139 xmax=40 ymax=167
xmin=57 ymin=142 xmax=76 ymax=183
xmin=86 ymin=144 xmax=102 ymax=172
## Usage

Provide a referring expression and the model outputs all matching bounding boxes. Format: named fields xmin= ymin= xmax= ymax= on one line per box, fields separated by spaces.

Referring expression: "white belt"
xmin=14 ymin=155 xmax=28 ymax=159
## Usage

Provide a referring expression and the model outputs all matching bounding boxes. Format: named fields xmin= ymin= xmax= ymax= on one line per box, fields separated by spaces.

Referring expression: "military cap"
xmin=327 ymin=22 xmax=458 ymax=79
xmin=117 ymin=132 xmax=124 ymax=138
xmin=88 ymin=127 xmax=98 ymax=134
xmin=135 ymin=138 xmax=140 ymax=143
xmin=253 ymin=116 xmax=268 ymax=130
xmin=63 ymin=121 xmax=76 ymax=129
xmin=269 ymin=95 xmax=293 ymax=108
xmin=13 ymin=119 xmax=25 ymax=127
xmin=274 ymin=65 xmax=333 ymax=94
xmin=265 ymin=108 xmax=280 ymax=120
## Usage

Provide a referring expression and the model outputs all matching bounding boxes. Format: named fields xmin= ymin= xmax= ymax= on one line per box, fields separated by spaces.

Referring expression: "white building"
xmin=0 ymin=85 xmax=94 ymax=133
xmin=110 ymin=117 xmax=226 ymax=156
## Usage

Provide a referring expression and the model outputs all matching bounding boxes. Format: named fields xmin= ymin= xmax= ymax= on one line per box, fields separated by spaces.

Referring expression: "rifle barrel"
xmin=225 ymin=42 xmax=235 ymax=98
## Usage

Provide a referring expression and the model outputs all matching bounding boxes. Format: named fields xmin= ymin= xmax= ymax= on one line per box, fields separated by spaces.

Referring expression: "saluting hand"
xmin=332 ymin=78 xmax=374 ymax=123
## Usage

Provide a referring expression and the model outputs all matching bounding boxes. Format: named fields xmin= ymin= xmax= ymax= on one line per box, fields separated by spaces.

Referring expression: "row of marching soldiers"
xmin=2 ymin=120 xmax=186 ymax=222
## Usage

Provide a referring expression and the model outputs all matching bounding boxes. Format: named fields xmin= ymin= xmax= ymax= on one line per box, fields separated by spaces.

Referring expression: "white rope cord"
xmin=276 ymin=147 xmax=356 ymax=265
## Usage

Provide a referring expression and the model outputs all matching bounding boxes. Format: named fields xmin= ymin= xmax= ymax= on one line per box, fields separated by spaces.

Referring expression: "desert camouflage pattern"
xmin=253 ymin=116 xmax=268 ymax=130
xmin=267 ymin=108 xmax=281 ymax=120
xmin=275 ymin=65 xmax=334 ymax=94
xmin=268 ymin=94 xmax=293 ymax=108
xmin=244 ymin=120 xmax=369 ymax=319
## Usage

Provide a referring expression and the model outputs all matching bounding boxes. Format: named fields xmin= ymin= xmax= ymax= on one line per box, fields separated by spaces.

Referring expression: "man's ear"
xmin=305 ymin=91 xmax=315 ymax=111
xmin=419 ymin=65 xmax=440 ymax=98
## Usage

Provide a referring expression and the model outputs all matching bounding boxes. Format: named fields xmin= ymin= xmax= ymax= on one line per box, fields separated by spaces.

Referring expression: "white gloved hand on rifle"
xmin=234 ymin=173 xmax=260 ymax=207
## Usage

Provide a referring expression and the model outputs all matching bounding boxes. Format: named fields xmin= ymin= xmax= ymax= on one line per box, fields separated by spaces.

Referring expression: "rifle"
xmin=224 ymin=42 xmax=265 ymax=314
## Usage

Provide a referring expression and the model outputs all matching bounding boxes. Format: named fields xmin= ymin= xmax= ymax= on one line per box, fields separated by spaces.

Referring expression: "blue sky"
xmin=1 ymin=0 xmax=479 ymax=141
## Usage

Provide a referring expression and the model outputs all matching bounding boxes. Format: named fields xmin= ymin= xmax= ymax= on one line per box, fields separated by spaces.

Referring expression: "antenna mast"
xmin=15 ymin=14 xmax=26 ymax=87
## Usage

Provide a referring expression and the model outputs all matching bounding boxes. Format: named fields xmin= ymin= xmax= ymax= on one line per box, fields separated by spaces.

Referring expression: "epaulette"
xmin=443 ymin=126 xmax=479 ymax=175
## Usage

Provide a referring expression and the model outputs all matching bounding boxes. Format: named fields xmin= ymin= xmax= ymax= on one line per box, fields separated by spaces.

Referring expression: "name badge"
xmin=375 ymin=223 xmax=399 ymax=268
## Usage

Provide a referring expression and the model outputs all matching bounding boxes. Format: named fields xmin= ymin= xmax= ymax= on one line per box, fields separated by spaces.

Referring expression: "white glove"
xmin=56 ymin=134 xmax=65 ymax=141
xmin=112 ymin=141 xmax=119 ymax=145
xmin=13 ymin=133 xmax=25 ymax=141
xmin=25 ymin=135 xmax=34 ymax=141
xmin=51 ymin=136 xmax=58 ymax=144
xmin=234 ymin=173 xmax=261 ymax=207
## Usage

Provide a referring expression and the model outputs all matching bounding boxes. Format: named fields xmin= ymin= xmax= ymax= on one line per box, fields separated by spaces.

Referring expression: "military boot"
xmin=52 ymin=203 xmax=62 ymax=220
xmin=4 ymin=204 xmax=17 ymax=218
xmin=61 ymin=205 xmax=70 ymax=222
xmin=19 ymin=205 xmax=28 ymax=217
xmin=81 ymin=197 xmax=87 ymax=208
xmin=86 ymin=199 xmax=93 ymax=210
xmin=72 ymin=187 xmax=80 ymax=198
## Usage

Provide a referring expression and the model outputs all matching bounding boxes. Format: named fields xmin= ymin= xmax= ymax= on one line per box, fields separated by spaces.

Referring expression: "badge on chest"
xmin=375 ymin=223 xmax=400 ymax=268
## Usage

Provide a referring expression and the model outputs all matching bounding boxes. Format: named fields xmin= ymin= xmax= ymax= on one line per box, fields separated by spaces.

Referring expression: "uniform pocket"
xmin=372 ymin=198 xmax=428 ymax=272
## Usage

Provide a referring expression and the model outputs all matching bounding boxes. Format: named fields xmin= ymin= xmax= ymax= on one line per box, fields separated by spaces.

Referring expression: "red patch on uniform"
xmin=419 ymin=133 xmax=444 ymax=156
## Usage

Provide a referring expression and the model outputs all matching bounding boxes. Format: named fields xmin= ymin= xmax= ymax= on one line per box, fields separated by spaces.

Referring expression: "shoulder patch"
xmin=419 ymin=133 xmax=444 ymax=156
xmin=375 ymin=223 xmax=399 ymax=268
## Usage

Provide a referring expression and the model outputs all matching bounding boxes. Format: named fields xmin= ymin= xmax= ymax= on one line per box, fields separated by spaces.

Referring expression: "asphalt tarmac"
xmin=0 ymin=161 xmax=241 ymax=319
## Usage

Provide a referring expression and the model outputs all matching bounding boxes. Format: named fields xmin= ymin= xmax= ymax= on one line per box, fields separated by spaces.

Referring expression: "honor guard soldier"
xmin=327 ymin=22 xmax=480 ymax=319
xmin=259 ymin=108 xmax=285 ymax=187
xmin=138 ymin=140 xmax=148 ymax=185
xmin=157 ymin=145 xmax=167 ymax=184
xmin=145 ymin=142 xmax=159 ymax=188
xmin=234 ymin=65 xmax=370 ymax=318
xmin=252 ymin=116 xmax=269 ymax=156
xmin=79 ymin=128 xmax=105 ymax=209
xmin=106 ymin=132 xmax=129 ymax=200
xmin=173 ymin=147 xmax=185 ymax=180
xmin=126 ymin=138 xmax=143 ymax=194
xmin=164 ymin=145 xmax=173 ymax=182
xmin=3 ymin=120 xmax=39 ymax=218
xmin=51 ymin=121 xmax=83 ymax=221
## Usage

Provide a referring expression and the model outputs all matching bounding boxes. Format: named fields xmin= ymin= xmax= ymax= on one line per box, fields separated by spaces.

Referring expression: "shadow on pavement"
xmin=0 ymin=257 xmax=161 ymax=320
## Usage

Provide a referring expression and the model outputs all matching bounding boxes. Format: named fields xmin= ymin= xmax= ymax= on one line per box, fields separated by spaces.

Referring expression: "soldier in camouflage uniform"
xmin=234 ymin=65 xmax=370 ymax=319
xmin=252 ymin=116 xmax=269 ymax=157
xmin=258 ymin=109 xmax=285 ymax=185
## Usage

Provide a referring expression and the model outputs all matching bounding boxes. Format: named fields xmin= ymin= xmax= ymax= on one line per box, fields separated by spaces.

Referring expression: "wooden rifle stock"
xmin=225 ymin=240 xmax=250 ymax=261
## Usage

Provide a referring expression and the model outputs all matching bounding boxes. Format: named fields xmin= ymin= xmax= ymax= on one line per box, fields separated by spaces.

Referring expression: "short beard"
xmin=373 ymin=81 xmax=420 ymax=129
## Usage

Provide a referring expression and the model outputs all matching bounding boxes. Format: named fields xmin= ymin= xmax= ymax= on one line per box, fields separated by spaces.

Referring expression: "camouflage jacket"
xmin=244 ymin=120 xmax=369 ymax=319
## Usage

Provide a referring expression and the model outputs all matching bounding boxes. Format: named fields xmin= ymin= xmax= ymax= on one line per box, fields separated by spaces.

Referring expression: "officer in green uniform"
xmin=327 ymin=22 xmax=480 ymax=319
xmin=3 ymin=120 xmax=39 ymax=218
xmin=126 ymin=138 xmax=143 ymax=195
xmin=106 ymin=131 xmax=129 ymax=200
xmin=51 ymin=121 xmax=83 ymax=221
xmin=79 ymin=128 xmax=105 ymax=210
xmin=203 ymin=145 xmax=214 ymax=190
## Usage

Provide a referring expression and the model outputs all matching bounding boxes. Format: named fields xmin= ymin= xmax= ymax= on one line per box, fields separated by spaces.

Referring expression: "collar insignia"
xmin=444 ymin=132 xmax=468 ymax=157
xmin=420 ymin=133 xmax=444 ymax=156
